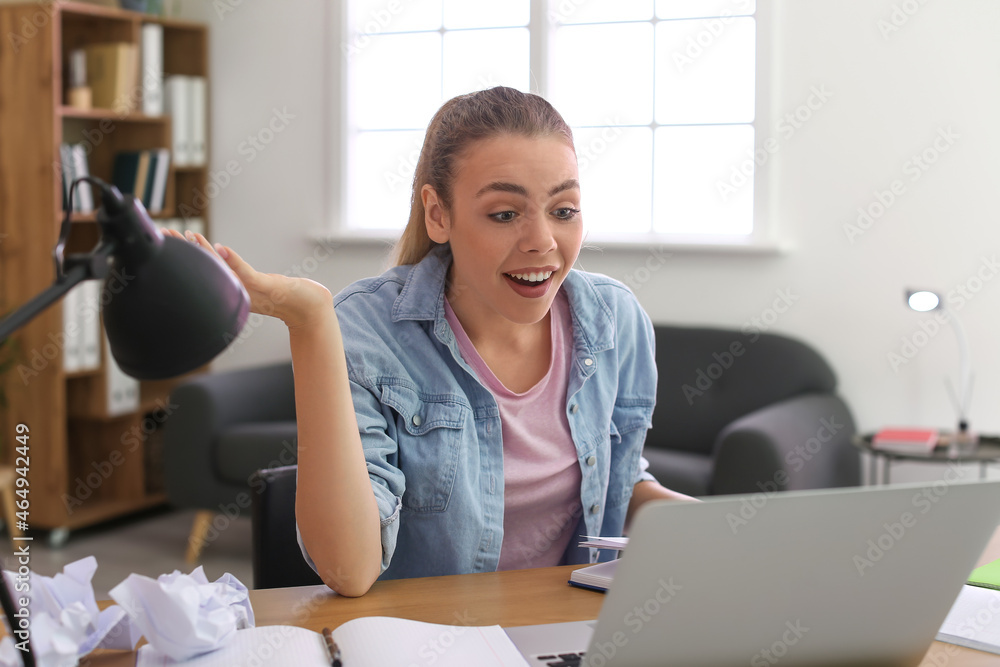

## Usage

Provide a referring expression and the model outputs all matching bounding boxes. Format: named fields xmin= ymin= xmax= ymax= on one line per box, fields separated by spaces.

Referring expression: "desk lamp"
xmin=0 ymin=177 xmax=250 ymax=666
xmin=904 ymin=288 xmax=974 ymax=444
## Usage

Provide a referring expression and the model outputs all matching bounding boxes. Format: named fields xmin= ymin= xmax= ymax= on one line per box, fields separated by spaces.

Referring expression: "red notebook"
xmin=871 ymin=428 xmax=940 ymax=453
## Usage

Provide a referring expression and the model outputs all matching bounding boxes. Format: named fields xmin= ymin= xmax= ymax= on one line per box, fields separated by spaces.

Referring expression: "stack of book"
xmin=111 ymin=148 xmax=171 ymax=213
xmin=59 ymin=143 xmax=94 ymax=213
xmin=85 ymin=41 xmax=138 ymax=113
xmin=62 ymin=282 xmax=102 ymax=374
xmin=870 ymin=428 xmax=940 ymax=454
xmin=163 ymin=75 xmax=207 ymax=167
xmin=141 ymin=23 xmax=163 ymax=115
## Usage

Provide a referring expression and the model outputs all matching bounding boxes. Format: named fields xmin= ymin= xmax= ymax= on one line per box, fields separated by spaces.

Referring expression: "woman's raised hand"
xmin=163 ymin=228 xmax=334 ymax=330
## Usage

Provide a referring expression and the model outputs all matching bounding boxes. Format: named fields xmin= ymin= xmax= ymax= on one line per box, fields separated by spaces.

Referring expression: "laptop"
xmin=505 ymin=479 xmax=1000 ymax=666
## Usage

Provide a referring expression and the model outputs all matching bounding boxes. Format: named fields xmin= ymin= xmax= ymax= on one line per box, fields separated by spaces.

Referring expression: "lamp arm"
xmin=0 ymin=246 xmax=114 ymax=344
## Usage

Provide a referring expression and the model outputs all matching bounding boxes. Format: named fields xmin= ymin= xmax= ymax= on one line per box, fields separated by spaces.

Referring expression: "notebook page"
xmin=136 ymin=625 xmax=328 ymax=666
xmin=333 ymin=616 xmax=530 ymax=666
xmin=936 ymin=585 xmax=1000 ymax=654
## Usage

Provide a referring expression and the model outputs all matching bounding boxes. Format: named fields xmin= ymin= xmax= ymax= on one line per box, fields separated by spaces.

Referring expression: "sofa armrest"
xmin=164 ymin=362 xmax=295 ymax=509
xmin=710 ymin=393 xmax=861 ymax=495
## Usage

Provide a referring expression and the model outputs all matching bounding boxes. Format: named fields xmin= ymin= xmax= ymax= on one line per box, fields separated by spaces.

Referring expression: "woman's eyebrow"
xmin=476 ymin=181 xmax=528 ymax=198
xmin=475 ymin=179 xmax=580 ymax=198
xmin=548 ymin=179 xmax=579 ymax=197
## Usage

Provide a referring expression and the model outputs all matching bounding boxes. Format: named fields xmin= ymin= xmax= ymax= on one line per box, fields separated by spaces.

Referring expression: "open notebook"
xmin=136 ymin=617 xmax=529 ymax=666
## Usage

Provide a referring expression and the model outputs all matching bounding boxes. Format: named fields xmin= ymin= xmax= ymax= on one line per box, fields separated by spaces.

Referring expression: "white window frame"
xmin=321 ymin=1 xmax=780 ymax=254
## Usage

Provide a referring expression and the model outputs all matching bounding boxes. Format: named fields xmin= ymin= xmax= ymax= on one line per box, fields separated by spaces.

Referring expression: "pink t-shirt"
xmin=444 ymin=291 xmax=582 ymax=570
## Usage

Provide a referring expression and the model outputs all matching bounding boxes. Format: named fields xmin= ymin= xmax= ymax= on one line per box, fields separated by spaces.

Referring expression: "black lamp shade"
xmin=98 ymin=195 xmax=250 ymax=379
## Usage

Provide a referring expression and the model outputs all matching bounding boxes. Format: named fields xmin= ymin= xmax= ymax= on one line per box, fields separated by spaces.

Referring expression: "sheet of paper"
xmin=578 ymin=536 xmax=629 ymax=551
xmin=334 ymin=616 xmax=530 ymax=667
xmin=136 ymin=626 xmax=327 ymax=666
xmin=936 ymin=585 xmax=1000 ymax=654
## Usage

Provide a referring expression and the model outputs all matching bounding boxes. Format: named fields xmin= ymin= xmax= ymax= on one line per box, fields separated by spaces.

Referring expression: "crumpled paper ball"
xmin=0 ymin=556 xmax=141 ymax=667
xmin=108 ymin=566 xmax=254 ymax=661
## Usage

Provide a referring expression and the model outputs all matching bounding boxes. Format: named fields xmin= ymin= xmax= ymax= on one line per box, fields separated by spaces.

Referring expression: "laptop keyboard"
xmin=532 ymin=652 xmax=585 ymax=666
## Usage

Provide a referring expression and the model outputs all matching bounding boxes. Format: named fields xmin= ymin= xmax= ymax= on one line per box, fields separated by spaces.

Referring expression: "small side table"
xmin=853 ymin=434 xmax=1000 ymax=485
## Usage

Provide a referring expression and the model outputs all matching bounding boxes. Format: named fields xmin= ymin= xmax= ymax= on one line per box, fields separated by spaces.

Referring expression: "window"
xmin=331 ymin=0 xmax=769 ymax=249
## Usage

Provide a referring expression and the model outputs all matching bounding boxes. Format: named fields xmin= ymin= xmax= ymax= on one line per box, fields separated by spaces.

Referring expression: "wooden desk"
xmin=69 ymin=525 xmax=1000 ymax=666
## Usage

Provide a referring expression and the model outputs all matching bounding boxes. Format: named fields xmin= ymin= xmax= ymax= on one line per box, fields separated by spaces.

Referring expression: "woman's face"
xmin=423 ymin=134 xmax=583 ymax=332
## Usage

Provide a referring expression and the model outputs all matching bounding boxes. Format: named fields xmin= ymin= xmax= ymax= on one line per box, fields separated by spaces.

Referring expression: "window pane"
xmin=349 ymin=0 xmax=442 ymax=35
xmin=656 ymin=0 xmax=755 ymax=19
xmin=352 ymin=32 xmax=442 ymax=130
xmin=655 ymin=17 xmax=755 ymax=125
xmin=575 ymin=127 xmax=653 ymax=235
xmin=550 ymin=0 xmax=653 ymax=25
xmin=348 ymin=130 xmax=425 ymax=230
xmin=444 ymin=0 xmax=529 ymax=29
xmin=551 ymin=23 xmax=654 ymax=126
xmin=653 ymin=125 xmax=753 ymax=235
xmin=443 ymin=28 xmax=530 ymax=99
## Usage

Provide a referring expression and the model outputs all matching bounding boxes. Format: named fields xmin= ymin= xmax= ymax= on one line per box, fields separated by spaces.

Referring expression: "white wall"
xmin=180 ymin=0 xmax=1000 ymax=443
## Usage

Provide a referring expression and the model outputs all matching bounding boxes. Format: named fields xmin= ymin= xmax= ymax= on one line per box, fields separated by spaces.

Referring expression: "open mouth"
xmin=504 ymin=271 xmax=554 ymax=287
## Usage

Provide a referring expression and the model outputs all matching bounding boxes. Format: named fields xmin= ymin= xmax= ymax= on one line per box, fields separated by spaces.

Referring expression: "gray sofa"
xmin=164 ymin=325 xmax=860 ymax=558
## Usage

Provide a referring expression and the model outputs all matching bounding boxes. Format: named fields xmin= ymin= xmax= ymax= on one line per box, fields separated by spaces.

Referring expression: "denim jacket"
xmin=300 ymin=244 xmax=657 ymax=580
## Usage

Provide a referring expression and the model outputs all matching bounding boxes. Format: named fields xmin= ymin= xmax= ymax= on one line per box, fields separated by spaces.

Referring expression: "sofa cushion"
xmin=214 ymin=421 xmax=298 ymax=486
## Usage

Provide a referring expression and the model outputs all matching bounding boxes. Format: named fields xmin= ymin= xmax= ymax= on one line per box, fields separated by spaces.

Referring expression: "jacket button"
xmin=586 ymin=455 xmax=597 ymax=466
xmin=584 ymin=358 xmax=594 ymax=367
xmin=590 ymin=504 xmax=600 ymax=514
xmin=570 ymin=404 xmax=579 ymax=414
xmin=412 ymin=415 xmax=422 ymax=426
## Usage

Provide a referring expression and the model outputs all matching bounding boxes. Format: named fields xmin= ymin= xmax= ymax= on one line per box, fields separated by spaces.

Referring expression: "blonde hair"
xmin=393 ymin=87 xmax=574 ymax=266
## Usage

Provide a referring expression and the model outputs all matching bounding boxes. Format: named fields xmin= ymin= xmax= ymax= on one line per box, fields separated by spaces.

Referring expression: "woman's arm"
xmin=626 ymin=480 xmax=698 ymax=532
xmin=176 ymin=231 xmax=382 ymax=596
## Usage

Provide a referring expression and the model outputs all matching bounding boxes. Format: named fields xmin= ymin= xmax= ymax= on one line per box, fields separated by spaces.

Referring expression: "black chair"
xmin=250 ymin=465 xmax=324 ymax=589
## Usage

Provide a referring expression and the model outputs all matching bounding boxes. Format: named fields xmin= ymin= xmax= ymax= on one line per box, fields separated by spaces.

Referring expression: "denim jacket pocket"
xmin=380 ymin=383 xmax=468 ymax=513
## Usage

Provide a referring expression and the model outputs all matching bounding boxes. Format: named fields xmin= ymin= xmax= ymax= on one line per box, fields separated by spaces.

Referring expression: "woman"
xmin=174 ymin=87 xmax=693 ymax=597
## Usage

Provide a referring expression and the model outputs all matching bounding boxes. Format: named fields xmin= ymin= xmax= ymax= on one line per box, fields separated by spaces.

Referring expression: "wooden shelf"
xmin=0 ymin=2 xmax=209 ymax=531
xmin=59 ymin=106 xmax=167 ymax=122
xmin=57 ymin=493 xmax=168 ymax=531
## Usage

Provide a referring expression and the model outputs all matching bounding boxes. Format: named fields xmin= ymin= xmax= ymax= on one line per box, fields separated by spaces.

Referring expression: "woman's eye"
xmin=489 ymin=211 xmax=518 ymax=223
xmin=553 ymin=207 xmax=581 ymax=220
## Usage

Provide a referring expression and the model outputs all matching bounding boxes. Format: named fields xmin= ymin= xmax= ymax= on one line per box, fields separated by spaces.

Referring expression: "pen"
xmin=322 ymin=627 xmax=343 ymax=667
